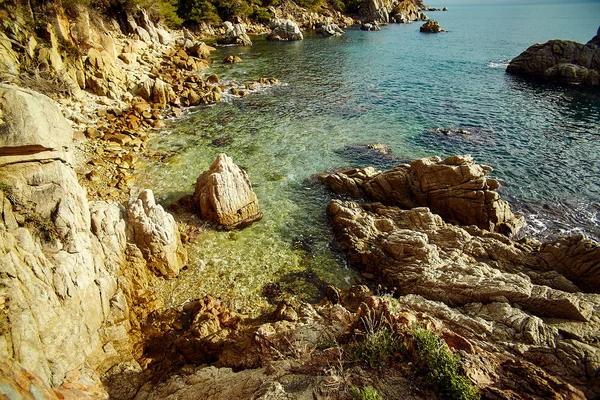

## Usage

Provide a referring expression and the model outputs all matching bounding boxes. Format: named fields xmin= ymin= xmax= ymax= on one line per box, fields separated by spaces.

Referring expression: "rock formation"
xmin=325 ymin=198 xmax=600 ymax=398
xmin=359 ymin=0 xmax=428 ymax=24
xmin=267 ymin=19 xmax=304 ymax=41
xmin=316 ymin=21 xmax=344 ymax=37
xmin=391 ymin=0 xmax=428 ymax=23
xmin=361 ymin=22 xmax=381 ymax=31
xmin=420 ymin=20 xmax=443 ymax=33
xmin=217 ymin=21 xmax=253 ymax=46
xmin=507 ymin=26 xmax=600 ymax=85
xmin=192 ymin=153 xmax=262 ymax=230
xmin=0 ymin=83 xmax=179 ymax=391
xmin=317 ymin=155 xmax=524 ymax=236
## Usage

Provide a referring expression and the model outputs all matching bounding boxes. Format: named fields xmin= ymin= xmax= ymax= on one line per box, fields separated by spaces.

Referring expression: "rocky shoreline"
xmin=2 ymin=1 xmax=600 ymax=400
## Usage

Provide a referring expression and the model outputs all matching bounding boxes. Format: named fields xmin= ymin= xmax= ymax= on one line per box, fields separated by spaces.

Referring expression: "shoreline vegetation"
xmin=1 ymin=0 xmax=600 ymax=399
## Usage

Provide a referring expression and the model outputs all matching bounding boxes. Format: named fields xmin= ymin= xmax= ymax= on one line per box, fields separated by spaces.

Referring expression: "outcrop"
xmin=360 ymin=0 xmax=428 ymax=24
xmin=420 ymin=20 xmax=443 ymax=33
xmin=217 ymin=21 xmax=253 ymax=46
xmin=316 ymin=21 xmax=344 ymax=37
xmin=507 ymin=26 xmax=600 ymax=85
xmin=317 ymin=155 xmax=524 ymax=236
xmin=0 ymin=83 xmax=183 ymax=392
xmin=267 ymin=19 xmax=304 ymax=41
xmin=192 ymin=153 xmax=262 ymax=230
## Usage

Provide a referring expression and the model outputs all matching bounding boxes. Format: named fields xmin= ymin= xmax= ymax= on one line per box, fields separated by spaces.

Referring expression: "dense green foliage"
xmin=411 ymin=327 xmax=480 ymax=400
xmin=350 ymin=385 xmax=383 ymax=400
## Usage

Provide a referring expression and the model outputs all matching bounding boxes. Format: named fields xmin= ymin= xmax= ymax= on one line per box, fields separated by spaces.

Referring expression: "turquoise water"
xmin=139 ymin=1 xmax=600 ymax=311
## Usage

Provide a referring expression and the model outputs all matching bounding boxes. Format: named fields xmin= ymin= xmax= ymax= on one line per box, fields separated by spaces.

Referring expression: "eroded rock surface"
xmin=317 ymin=155 xmax=524 ymax=236
xmin=192 ymin=153 xmax=262 ymax=230
xmin=507 ymin=27 xmax=600 ymax=85
xmin=217 ymin=21 xmax=252 ymax=46
xmin=326 ymin=199 xmax=600 ymax=397
xmin=267 ymin=19 xmax=304 ymax=41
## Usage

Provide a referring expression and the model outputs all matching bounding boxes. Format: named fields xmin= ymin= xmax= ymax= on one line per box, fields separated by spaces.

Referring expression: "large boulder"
xmin=359 ymin=0 xmax=393 ymax=24
xmin=217 ymin=21 xmax=252 ymax=46
xmin=317 ymin=155 xmax=524 ymax=236
xmin=420 ymin=20 xmax=443 ymax=33
xmin=0 ymin=84 xmax=72 ymax=165
xmin=127 ymin=189 xmax=187 ymax=279
xmin=267 ymin=19 xmax=303 ymax=41
xmin=506 ymin=27 xmax=600 ymax=85
xmin=192 ymin=153 xmax=262 ymax=230
xmin=316 ymin=21 xmax=344 ymax=37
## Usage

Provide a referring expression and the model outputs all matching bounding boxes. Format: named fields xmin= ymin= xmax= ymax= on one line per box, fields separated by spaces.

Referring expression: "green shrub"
xmin=410 ymin=327 xmax=480 ymax=400
xmin=350 ymin=385 xmax=382 ymax=400
xmin=252 ymin=7 xmax=274 ymax=23
xmin=353 ymin=315 xmax=404 ymax=368
xmin=178 ymin=0 xmax=222 ymax=24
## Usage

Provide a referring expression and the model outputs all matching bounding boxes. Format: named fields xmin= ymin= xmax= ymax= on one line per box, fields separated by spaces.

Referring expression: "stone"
xmin=0 ymin=32 xmax=20 ymax=76
xmin=420 ymin=20 xmax=443 ymax=33
xmin=507 ymin=28 xmax=600 ymax=86
xmin=392 ymin=0 xmax=426 ymax=23
xmin=316 ymin=22 xmax=344 ymax=37
xmin=317 ymin=155 xmax=524 ymax=236
xmin=361 ymin=22 xmax=381 ymax=31
xmin=192 ymin=153 xmax=262 ymax=230
xmin=359 ymin=0 xmax=393 ymax=24
xmin=186 ymin=42 xmax=216 ymax=59
xmin=127 ymin=189 xmax=187 ymax=279
xmin=217 ymin=22 xmax=252 ymax=46
xmin=267 ymin=19 xmax=303 ymax=41
xmin=0 ymin=84 xmax=72 ymax=164
xmin=223 ymin=55 xmax=243 ymax=64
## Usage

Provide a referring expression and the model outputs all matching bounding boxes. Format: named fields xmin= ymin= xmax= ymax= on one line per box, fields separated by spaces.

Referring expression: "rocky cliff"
xmin=0 ymin=84 xmax=186 ymax=393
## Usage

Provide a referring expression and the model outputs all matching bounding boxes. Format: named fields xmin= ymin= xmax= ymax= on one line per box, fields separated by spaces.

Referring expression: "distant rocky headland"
xmin=1 ymin=0 xmax=600 ymax=399
xmin=507 ymin=26 xmax=600 ymax=86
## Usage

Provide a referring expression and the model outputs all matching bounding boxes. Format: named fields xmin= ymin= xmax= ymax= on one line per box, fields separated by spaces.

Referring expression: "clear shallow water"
xmin=139 ymin=1 xmax=600 ymax=311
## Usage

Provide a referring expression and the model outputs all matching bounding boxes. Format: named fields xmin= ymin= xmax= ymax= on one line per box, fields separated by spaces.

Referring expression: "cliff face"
xmin=0 ymin=84 xmax=186 ymax=389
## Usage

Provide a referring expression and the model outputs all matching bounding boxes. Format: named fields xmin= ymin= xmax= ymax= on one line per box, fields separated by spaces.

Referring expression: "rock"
xmin=360 ymin=22 xmax=381 ymax=31
xmin=391 ymin=0 xmax=428 ymax=24
xmin=127 ymin=189 xmax=187 ymax=279
xmin=420 ymin=20 xmax=443 ymax=33
xmin=0 ymin=84 xmax=72 ymax=165
xmin=325 ymin=198 xmax=600 ymax=397
xmin=507 ymin=27 xmax=600 ymax=85
xmin=217 ymin=21 xmax=252 ymax=46
xmin=186 ymin=41 xmax=216 ymax=59
xmin=316 ymin=22 xmax=344 ymax=37
xmin=223 ymin=55 xmax=242 ymax=63
xmin=318 ymin=155 xmax=524 ymax=236
xmin=192 ymin=153 xmax=262 ymax=230
xmin=443 ymin=6 xmax=448 ymax=11
xmin=359 ymin=0 xmax=393 ymax=24
xmin=267 ymin=19 xmax=303 ymax=41
xmin=0 ymin=32 xmax=20 ymax=76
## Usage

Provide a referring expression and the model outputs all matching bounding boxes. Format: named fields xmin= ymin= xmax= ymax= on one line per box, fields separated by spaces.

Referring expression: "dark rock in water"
xmin=335 ymin=143 xmax=400 ymax=169
xmin=507 ymin=26 xmax=600 ymax=85
xmin=442 ymin=6 xmax=448 ymax=11
xmin=420 ymin=20 xmax=443 ymax=33
xmin=428 ymin=127 xmax=471 ymax=135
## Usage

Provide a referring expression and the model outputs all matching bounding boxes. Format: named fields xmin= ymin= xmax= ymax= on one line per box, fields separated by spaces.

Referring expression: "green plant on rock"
xmin=350 ymin=385 xmax=382 ymax=400
xmin=410 ymin=326 xmax=480 ymax=400
xmin=23 ymin=212 xmax=59 ymax=242
xmin=353 ymin=312 xmax=404 ymax=368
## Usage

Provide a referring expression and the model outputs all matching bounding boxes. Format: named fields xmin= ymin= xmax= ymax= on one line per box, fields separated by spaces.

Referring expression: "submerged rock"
xmin=507 ymin=26 xmax=600 ymax=85
xmin=420 ymin=20 xmax=443 ymax=33
xmin=317 ymin=155 xmax=524 ymax=236
xmin=267 ymin=19 xmax=303 ymax=41
xmin=192 ymin=153 xmax=262 ymax=230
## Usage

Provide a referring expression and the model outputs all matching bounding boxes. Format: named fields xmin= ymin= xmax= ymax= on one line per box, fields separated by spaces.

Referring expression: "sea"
xmin=137 ymin=0 xmax=600 ymax=312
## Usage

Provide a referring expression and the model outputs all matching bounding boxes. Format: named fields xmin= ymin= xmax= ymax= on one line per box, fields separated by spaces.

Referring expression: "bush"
xmin=353 ymin=313 xmax=404 ymax=368
xmin=410 ymin=327 xmax=480 ymax=400
xmin=350 ymin=385 xmax=382 ymax=400
xmin=252 ymin=7 xmax=274 ymax=23
xmin=178 ymin=0 xmax=222 ymax=24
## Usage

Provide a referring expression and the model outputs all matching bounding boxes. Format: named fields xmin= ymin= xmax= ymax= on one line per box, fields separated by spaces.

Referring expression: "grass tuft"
xmin=350 ymin=385 xmax=382 ymax=400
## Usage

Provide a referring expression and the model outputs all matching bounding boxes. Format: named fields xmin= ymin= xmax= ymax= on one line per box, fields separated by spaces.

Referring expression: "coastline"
xmin=1 ymin=1 xmax=600 ymax=399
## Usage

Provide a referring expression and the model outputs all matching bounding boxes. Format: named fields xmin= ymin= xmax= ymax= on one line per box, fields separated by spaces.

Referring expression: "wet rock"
xmin=360 ymin=22 xmax=381 ymax=31
xmin=316 ymin=22 xmax=344 ymax=37
xmin=507 ymin=27 xmax=600 ymax=85
xmin=192 ymin=153 xmax=262 ymax=230
xmin=318 ymin=155 xmax=524 ymax=236
xmin=420 ymin=20 xmax=443 ymax=33
xmin=217 ymin=21 xmax=252 ymax=46
xmin=267 ymin=19 xmax=303 ymax=41
xmin=224 ymin=55 xmax=243 ymax=63
xmin=127 ymin=189 xmax=187 ymax=279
